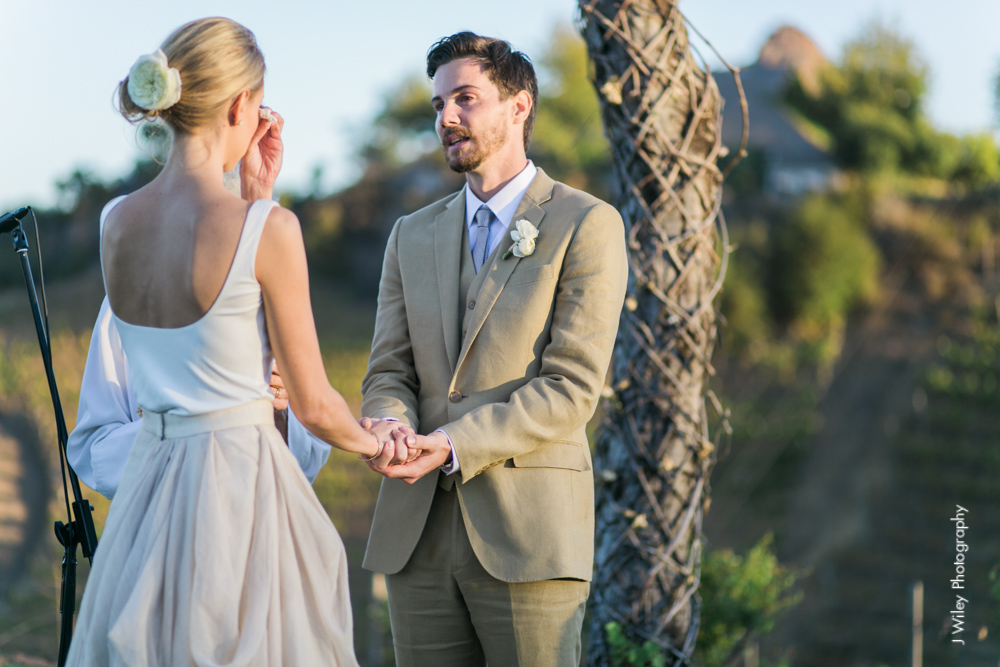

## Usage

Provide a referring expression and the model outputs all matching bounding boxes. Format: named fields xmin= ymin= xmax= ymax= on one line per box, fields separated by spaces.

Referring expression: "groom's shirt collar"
xmin=464 ymin=160 xmax=538 ymax=257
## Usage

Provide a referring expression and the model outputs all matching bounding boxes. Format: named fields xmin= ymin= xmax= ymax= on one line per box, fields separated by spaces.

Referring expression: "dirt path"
xmin=0 ymin=413 xmax=50 ymax=607
xmin=770 ymin=283 xmax=935 ymax=659
xmin=781 ymin=284 xmax=934 ymax=564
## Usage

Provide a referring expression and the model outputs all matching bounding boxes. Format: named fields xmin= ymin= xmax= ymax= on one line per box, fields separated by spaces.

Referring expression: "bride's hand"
xmin=391 ymin=426 xmax=423 ymax=464
xmin=240 ymin=107 xmax=284 ymax=201
xmin=361 ymin=420 xmax=423 ymax=470
xmin=363 ymin=419 xmax=409 ymax=467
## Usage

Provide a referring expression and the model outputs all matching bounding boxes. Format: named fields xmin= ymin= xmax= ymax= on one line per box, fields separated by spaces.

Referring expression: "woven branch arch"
xmin=578 ymin=0 xmax=746 ymax=663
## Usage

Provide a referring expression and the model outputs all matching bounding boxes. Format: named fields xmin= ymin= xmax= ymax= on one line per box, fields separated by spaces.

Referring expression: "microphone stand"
xmin=2 ymin=215 xmax=98 ymax=667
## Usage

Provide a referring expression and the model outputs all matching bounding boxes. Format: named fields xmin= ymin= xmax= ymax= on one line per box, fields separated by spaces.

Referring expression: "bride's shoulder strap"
xmin=99 ymin=195 xmax=129 ymax=239
xmin=98 ymin=195 xmax=129 ymax=291
xmin=235 ymin=198 xmax=278 ymax=282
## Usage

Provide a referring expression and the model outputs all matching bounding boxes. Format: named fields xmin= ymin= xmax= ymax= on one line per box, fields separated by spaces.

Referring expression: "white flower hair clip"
xmin=127 ymin=48 xmax=182 ymax=112
xmin=503 ymin=219 xmax=539 ymax=259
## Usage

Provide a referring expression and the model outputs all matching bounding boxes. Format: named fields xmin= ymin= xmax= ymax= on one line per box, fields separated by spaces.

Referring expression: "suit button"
xmin=468 ymin=300 xmax=475 ymax=310
xmin=449 ymin=391 xmax=462 ymax=403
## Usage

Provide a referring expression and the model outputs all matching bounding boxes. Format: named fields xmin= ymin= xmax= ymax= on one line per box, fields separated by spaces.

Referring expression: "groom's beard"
xmin=441 ymin=121 xmax=508 ymax=173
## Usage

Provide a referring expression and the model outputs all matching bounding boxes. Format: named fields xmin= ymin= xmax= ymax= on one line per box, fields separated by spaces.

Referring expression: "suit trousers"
xmin=385 ymin=483 xmax=590 ymax=667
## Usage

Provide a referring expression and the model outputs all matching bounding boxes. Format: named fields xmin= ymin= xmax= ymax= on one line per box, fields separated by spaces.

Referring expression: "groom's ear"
xmin=511 ymin=89 xmax=532 ymax=126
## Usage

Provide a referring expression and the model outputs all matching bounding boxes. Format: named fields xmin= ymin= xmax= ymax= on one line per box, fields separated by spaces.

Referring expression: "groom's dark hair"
xmin=426 ymin=31 xmax=539 ymax=151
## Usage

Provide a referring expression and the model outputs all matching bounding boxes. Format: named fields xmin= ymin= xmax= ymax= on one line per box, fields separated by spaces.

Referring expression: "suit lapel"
xmin=434 ymin=187 xmax=467 ymax=373
xmin=454 ymin=169 xmax=555 ymax=373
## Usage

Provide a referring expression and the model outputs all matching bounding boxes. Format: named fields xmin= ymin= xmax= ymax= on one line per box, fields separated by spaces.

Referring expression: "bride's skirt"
xmin=66 ymin=400 xmax=359 ymax=666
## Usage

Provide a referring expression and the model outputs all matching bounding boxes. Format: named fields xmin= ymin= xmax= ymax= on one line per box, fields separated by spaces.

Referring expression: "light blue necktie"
xmin=472 ymin=205 xmax=493 ymax=274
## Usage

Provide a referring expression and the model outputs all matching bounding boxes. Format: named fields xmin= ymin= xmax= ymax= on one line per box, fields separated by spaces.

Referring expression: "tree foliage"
xmin=528 ymin=24 xmax=611 ymax=196
xmin=787 ymin=22 xmax=999 ymax=190
xmin=360 ymin=74 xmax=438 ymax=168
xmin=787 ymin=22 xmax=925 ymax=175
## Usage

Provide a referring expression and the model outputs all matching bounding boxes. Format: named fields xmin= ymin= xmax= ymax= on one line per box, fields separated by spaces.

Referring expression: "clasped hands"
xmin=359 ymin=417 xmax=452 ymax=485
xmin=269 ymin=364 xmax=450 ymax=483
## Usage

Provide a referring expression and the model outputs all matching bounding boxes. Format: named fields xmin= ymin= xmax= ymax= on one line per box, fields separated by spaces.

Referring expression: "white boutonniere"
xmin=127 ymin=48 xmax=182 ymax=111
xmin=503 ymin=219 xmax=539 ymax=260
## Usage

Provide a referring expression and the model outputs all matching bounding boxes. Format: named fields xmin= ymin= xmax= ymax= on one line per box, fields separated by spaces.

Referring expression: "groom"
xmin=361 ymin=32 xmax=627 ymax=666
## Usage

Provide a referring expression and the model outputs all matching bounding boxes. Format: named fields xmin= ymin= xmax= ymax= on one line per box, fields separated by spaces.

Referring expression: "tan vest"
xmin=459 ymin=222 xmax=501 ymax=340
xmin=440 ymin=225 xmax=501 ymax=490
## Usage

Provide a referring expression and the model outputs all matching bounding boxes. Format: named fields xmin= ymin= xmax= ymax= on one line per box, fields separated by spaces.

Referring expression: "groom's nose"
xmin=438 ymin=100 xmax=461 ymax=130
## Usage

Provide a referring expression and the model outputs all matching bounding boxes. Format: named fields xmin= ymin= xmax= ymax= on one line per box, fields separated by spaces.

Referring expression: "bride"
xmin=66 ymin=17 xmax=407 ymax=666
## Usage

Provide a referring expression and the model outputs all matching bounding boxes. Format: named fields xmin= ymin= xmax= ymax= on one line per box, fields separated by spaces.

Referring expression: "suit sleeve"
xmin=444 ymin=203 xmax=628 ymax=480
xmin=67 ymin=297 xmax=143 ymax=500
xmin=361 ymin=218 xmax=421 ymax=430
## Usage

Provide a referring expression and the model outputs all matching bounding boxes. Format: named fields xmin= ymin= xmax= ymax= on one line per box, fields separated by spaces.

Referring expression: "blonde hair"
xmin=117 ymin=17 xmax=266 ymax=133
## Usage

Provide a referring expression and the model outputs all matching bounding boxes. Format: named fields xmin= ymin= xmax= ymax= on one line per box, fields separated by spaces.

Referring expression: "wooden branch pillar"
xmin=578 ymin=0 xmax=730 ymax=663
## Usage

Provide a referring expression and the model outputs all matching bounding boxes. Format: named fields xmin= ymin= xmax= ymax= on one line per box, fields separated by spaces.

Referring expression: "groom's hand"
xmin=373 ymin=431 xmax=451 ymax=484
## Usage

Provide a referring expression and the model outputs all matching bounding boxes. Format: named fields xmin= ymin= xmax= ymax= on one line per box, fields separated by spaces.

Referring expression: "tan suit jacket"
xmin=361 ymin=168 xmax=627 ymax=583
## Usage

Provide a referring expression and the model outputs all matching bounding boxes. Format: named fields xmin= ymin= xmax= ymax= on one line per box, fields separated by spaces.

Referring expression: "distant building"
xmin=716 ymin=26 xmax=840 ymax=197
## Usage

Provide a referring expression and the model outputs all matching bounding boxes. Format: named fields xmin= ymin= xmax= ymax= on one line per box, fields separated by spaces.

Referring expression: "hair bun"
xmin=127 ymin=48 xmax=182 ymax=111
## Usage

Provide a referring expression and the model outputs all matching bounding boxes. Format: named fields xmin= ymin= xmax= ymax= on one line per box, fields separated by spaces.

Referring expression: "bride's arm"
xmin=255 ymin=205 xmax=402 ymax=460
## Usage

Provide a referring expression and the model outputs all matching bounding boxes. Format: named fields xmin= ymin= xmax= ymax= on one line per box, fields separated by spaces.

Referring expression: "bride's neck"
xmin=161 ymin=129 xmax=229 ymax=186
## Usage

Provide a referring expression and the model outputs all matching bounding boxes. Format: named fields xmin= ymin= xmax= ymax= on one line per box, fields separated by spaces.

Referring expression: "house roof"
xmin=715 ymin=26 xmax=835 ymax=168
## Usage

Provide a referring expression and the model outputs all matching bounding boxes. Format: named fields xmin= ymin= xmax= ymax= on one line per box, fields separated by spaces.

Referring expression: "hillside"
xmin=706 ymin=179 xmax=1000 ymax=665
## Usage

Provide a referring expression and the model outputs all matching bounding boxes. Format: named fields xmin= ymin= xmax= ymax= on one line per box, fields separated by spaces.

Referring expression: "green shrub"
xmin=695 ymin=535 xmax=801 ymax=667
xmin=771 ymin=193 xmax=881 ymax=350
xmin=604 ymin=622 xmax=667 ymax=667
xmin=720 ymin=244 xmax=772 ymax=358
xmin=954 ymin=134 xmax=1000 ymax=191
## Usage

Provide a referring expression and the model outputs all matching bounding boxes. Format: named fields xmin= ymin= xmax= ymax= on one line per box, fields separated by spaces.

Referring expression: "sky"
xmin=0 ymin=0 xmax=998 ymax=213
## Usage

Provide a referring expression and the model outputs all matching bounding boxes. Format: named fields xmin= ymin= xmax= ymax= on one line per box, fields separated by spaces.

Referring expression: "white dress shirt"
xmin=67 ymin=297 xmax=332 ymax=499
xmin=435 ymin=161 xmax=538 ymax=475
xmin=464 ymin=160 xmax=538 ymax=261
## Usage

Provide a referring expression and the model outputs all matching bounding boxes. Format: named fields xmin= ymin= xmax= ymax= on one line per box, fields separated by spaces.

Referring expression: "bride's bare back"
xmin=102 ymin=186 xmax=252 ymax=329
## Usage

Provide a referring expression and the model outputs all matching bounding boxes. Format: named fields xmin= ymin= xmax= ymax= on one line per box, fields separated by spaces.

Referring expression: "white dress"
xmin=65 ymin=198 xmax=359 ymax=666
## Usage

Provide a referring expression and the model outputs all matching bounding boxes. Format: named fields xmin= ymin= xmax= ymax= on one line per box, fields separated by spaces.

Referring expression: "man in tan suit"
xmin=360 ymin=31 xmax=627 ymax=666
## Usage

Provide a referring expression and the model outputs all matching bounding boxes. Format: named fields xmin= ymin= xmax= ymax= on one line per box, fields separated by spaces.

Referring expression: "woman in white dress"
xmin=66 ymin=17 xmax=406 ymax=666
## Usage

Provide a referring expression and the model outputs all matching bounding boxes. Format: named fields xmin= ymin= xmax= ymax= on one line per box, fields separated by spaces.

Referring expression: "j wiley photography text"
xmin=951 ymin=504 xmax=969 ymax=645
